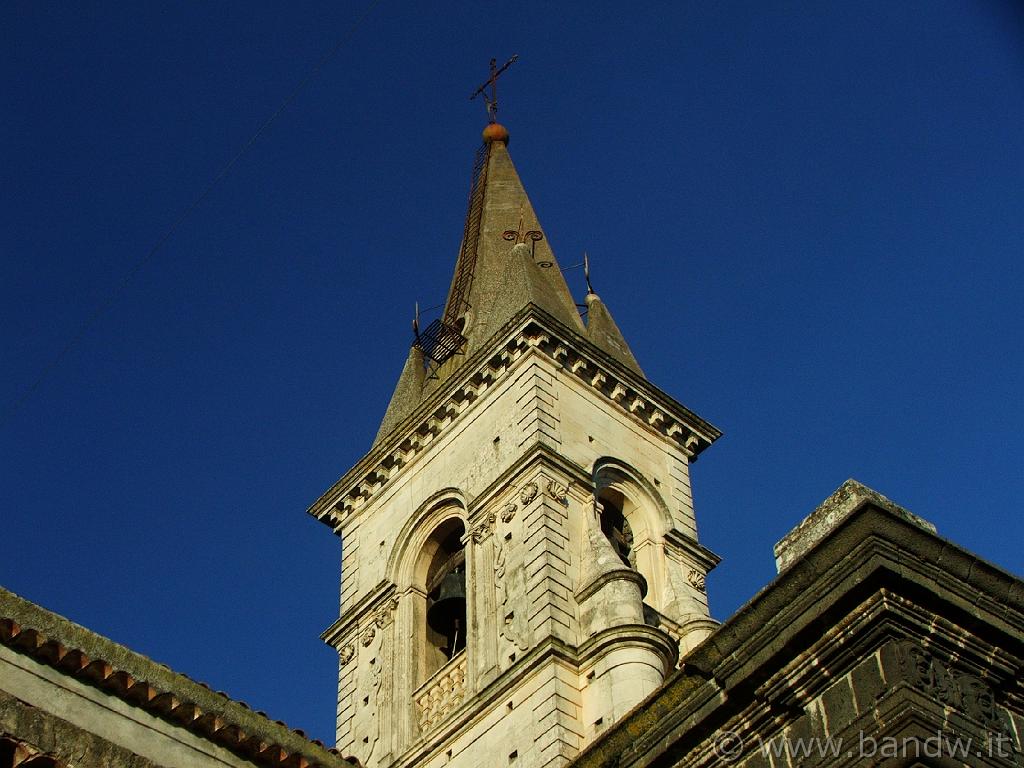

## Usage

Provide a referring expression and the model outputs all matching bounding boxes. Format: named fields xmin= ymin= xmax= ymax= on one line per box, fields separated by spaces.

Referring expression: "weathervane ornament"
xmin=471 ymin=55 xmax=519 ymax=123
xmin=584 ymin=252 xmax=595 ymax=294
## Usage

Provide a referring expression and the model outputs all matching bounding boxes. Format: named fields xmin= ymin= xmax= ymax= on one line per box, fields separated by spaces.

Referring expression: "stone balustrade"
xmin=413 ymin=652 xmax=467 ymax=733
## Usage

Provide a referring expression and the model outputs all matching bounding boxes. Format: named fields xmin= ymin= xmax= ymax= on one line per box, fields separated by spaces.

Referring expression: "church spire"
xmin=373 ymin=59 xmax=655 ymax=445
xmin=375 ymin=120 xmax=587 ymax=445
xmin=445 ymin=126 xmax=585 ymax=355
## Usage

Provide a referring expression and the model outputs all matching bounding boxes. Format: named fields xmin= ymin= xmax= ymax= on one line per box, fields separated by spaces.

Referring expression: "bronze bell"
xmin=427 ymin=569 xmax=467 ymax=656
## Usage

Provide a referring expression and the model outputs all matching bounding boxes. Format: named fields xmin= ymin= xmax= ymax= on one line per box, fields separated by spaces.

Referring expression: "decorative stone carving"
xmin=958 ymin=672 xmax=1002 ymax=731
xmin=687 ymin=569 xmax=707 ymax=592
xmin=546 ymin=480 xmax=568 ymax=504
xmin=493 ymin=528 xmax=529 ymax=653
xmin=470 ymin=513 xmax=497 ymax=543
xmin=352 ymin=629 xmax=386 ymax=764
xmin=499 ymin=502 xmax=517 ymax=523
xmin=339 ymin=644 xmax=355 ymax=666
xmin=373 ymin=598 xmax=398 ymax=627
xmin=891 ymin=640 xmax=1012 ymax=739
xmin=365 ymin=659 xmax=385 ymax=761
xmin=520 ymin=482 xmax=539 ymax=504
xmin=494 ymin=534 xmax=507 ymax=596
xmin=893 ymin=640 xmax=955 ymax=705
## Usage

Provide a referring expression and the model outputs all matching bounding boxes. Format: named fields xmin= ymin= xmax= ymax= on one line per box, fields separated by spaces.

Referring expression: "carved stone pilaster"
xmin=494 ymin=498 xmax=529 ymax=656
xmin=352 ymin=618 xmax=385 ymax=765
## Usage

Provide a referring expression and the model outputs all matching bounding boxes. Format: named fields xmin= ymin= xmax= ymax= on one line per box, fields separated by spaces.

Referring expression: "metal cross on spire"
xmin=470 ymin=55 xmax=519 ymax=123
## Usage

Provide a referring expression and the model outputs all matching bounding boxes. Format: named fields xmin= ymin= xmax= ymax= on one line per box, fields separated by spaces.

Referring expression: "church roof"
xmin=374 ymin=126 xmax=643 ymax=445
xmin=0 ymin=587 xmax=360 ymax=768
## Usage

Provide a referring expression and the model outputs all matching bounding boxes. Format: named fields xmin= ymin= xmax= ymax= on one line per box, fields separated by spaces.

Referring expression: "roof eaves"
xmin=0 ymin=587 xmax=360 ymax=768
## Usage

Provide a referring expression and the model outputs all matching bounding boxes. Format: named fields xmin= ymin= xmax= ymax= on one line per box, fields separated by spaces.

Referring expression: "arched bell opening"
xmin=421 ymin=518 xmax=467 ymax=678
xmin=596 ymin=488 xmax=648 ymax=599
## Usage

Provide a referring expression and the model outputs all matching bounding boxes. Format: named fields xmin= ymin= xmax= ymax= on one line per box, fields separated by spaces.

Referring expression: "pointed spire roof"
xmin=585 ymin=291 xmax=644 ymax=375
xmin=374 ymin=344 xmax=426 ymax=444
xmin=374 ymin=124 xmax=647 ymax=446
xmin=445 ymin=128 xmax=585 ymax=355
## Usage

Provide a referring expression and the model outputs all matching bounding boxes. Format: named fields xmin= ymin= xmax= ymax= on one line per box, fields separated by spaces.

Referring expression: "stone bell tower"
xmin=308 ymin=119 xmax=722 ymax=768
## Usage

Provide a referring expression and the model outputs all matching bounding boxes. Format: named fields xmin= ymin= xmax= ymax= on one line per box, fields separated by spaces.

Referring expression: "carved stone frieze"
xmin=891 ymin=640 xmax=1013 ymax=740
xmin=360 ymin=625 xmax=376 ymax=646
xmin=687 ymin=569 xmax=707 ymax=592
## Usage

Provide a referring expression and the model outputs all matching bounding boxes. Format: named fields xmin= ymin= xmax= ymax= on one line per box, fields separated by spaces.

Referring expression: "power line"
xmin=1 ymin=0 xmax=385 ymax=431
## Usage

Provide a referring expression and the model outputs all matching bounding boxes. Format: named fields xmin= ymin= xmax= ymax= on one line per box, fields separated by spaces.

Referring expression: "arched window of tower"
xmin=592 ymin=461 xmax=678 ymax=620
xmin=421 ymin=519 xmax=467 ymax=677
xmin=596 ymin=488 xmax=649 ymax=601
xmin=597 ymin=491 xmax=635 ymax=570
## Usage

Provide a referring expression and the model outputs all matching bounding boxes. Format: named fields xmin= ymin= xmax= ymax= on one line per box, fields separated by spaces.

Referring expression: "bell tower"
xmin=309 ymin=117 xmax=721 ymax=768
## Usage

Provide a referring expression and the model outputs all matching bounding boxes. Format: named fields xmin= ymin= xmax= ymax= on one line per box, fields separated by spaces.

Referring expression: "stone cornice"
xmin=308 ymin=305 xmax=722 ymax=531
xmin=663 ymin=529 xmax=722 ymax=572
xmin=576 ymin=624 xmax=679 ymax=674
xmin=321 ymin=581 xmax=399 ymax=648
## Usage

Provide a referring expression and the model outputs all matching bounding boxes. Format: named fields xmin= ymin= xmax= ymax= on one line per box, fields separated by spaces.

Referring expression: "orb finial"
xmin=483 ymin=123 xmax=510 ymax=144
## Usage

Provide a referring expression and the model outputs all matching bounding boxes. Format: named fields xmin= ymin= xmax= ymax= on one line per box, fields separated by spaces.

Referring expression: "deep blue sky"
xmin=3 ymin=1 xmax=1022 ymax=747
